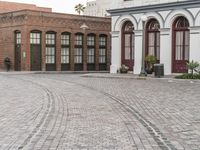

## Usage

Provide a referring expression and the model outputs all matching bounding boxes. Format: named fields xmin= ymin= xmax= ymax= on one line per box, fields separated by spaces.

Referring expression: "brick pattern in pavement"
xmin=0 ymin=74 xmax=200 ymax=150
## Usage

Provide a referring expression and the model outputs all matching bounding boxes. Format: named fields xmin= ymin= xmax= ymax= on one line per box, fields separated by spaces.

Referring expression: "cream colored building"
xmin=111 ymin=0 xmax=187 ymax=9
xmin=108 ymin=0 xmax=200 ymax=75
xmin=84 ymin=0 xmax=111 ymax=17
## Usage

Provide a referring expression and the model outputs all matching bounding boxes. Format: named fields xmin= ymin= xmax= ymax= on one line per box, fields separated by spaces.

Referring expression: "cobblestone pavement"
xmin=0 ymin=74 xmax=200 ymax=150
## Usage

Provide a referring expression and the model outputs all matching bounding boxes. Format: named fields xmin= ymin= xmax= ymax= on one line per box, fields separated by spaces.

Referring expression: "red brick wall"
xmin=0 ymin=10 xmax=111 ymax=71
xmin=0 ymin=27 xmax=15 ymax=70
xmin=0 ymin=1 xmax=52 ymax=13
xmin=0 ymin=13 xmax=26 ymax=70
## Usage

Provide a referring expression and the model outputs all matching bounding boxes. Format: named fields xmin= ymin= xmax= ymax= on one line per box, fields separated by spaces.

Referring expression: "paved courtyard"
xmin=0 ymin=73 xmax=200 ymax=150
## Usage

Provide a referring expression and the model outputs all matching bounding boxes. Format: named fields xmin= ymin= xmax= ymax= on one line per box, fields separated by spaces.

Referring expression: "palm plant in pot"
xmin=187 ymin=60 xmax=199 ymax=79
xmin=145 ymin=55 xmax=156 ymax=74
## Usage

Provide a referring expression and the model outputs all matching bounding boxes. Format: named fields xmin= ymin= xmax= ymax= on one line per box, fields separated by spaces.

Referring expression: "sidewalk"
xmin=81 ymin=73 xmax=200 ymax=84
xmin=81 ymin=73 xmax=175 ymax=79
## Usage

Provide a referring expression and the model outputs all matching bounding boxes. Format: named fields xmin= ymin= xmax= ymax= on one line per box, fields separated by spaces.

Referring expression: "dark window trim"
xmin=61 ymin=32 xmax=71 ymax=64
xmin=87 ymin=34 xmax=96 ymax=64
xmin=74 ymin=33 xmax=84 ymax=64
xmin=99 ymin=34 xmax=107 ymax=64
xmin=45 ymin=32 xmax=56 ymax=64
xmin=172 ymin=16 xmax=190 ymax=73
xmin=15 ymin=31 xmax=21 ymax=45
xmin=30 ymin=31 xmax=42 ymax=45
xmin=172 ymin=16 xmax=190 ymax=61
xmin=121 ymin=21 xmax=134 ymax=61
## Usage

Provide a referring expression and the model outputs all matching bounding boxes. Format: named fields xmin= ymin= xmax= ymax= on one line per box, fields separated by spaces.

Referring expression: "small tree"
xmin=186 ymin=60 xmax=199 ymax=78
xmin=74 ymin=3 xmax=85 ymax=15
xmin=145 ymin=55 xmax=156 ymax=73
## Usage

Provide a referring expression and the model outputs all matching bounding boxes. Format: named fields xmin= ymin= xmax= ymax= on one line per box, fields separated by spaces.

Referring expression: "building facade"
xmin=84 ymin=0 xmax=111 ymax=17
xmin=0 ymin=10 xmax=111 ymax=71
xmin=108 ymin=0 xmax=200 ymax=75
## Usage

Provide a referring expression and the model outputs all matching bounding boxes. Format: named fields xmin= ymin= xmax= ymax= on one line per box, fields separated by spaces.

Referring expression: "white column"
xmin=110 ymin=31 xmax=121 ymax=73
xmin=160 ymin=28 xmax=171 ymax=75
xmin=134 ymin=30 xmax=143 ymax=74
xmin=189 ymin=27 xmax=200 ymax=63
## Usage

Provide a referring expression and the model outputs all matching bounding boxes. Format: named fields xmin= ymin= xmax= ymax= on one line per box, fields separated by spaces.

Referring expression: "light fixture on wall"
xmin=80 ymin=22 xmax=89 ymax=31
xmin=140 ymin=15 xmax=148 ymax=76
xmin=80 ymin=15 xmax=89 ymax=32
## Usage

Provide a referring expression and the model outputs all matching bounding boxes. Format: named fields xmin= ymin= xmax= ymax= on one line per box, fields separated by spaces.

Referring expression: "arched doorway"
xmin=172 ymin=16 xmax=189 ymax=73
xmin=146 ymin=19 xmax=160 ymax=63
xmin=121 ymin=21 xmax=134 ymax=71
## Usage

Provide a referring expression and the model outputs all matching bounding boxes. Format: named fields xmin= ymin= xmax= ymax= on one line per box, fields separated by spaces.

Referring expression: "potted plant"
xmin=119 ymin=64 xmax=129 ymax=73
xmin=145 ymin=55 xmax=156 ymax=74
xmin=187 ymin=60 xmax=199 ymax=79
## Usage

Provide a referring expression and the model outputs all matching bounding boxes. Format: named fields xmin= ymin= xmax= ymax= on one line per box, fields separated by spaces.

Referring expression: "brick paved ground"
xmin=0 ymin=73 xmax=200 ymax=150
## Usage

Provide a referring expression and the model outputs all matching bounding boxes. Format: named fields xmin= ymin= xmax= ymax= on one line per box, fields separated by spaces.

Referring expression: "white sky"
xmin=3 ymin=0 xmax=90 ymax=14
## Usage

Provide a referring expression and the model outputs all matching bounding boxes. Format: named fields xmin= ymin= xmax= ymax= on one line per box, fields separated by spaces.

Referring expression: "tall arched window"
xmin=87 ymin=33 xmax=96 ymax=70
xmin=46 ymin=31 xmax=56 ymax=71
xmin=172 ymin=16 xmax=189 ymax=73
xmin=146 ymin=19 xmax=160 ymax=62
xmin=61 ymin=32 xmax=70 ymax=71
xmin=122 ymin=21 xmax=134 ymax=71
xmin=74 ymin=33 xmax=83 ymax=71
xmin=99 ymin=34 xmax=107 ymax=70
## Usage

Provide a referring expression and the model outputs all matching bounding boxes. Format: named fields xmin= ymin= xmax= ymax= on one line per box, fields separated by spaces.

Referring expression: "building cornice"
xmin=107 ymin=0 xmax=200 ymax=16
xmin=0 ymin=10 xmax=111 ymax=23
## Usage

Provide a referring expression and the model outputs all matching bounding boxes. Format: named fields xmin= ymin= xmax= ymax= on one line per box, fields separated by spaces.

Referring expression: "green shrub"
xmin=175 ymin=73 xmax=200 ymax=79
xmin=145 ymin=55 xmax=156 ymax=69
xmin=186 ymin=60 xmax=199 ymax=77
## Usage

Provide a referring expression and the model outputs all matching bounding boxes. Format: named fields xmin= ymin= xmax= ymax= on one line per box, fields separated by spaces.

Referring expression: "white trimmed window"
xmin=74 ymin=33 xmax=83 ymax=64
xmin=46 ymin=47 xmax=55 ymax=64
xmin=87 ymin=36 xmax=95 ymax=46
xmin=61 ymin=33 xmax=70 ymax=64
xmin=99 ymin=36 xmax=106 ymax=46
xmin=87 ymin=34 xmax=95 ymax=64
xmin=46 ymin=32 xmax=56 ymax=64
xmin=99 ymin=48 xmax=106 ymax=63
xmin=30 ymin=33 xmax=41 ymax=44
xmin=74 ymin=48 xmax=82 ymax=63
xmin=46 ymin=33 xmax=55 ymax=45
xmin=75 ymin=34 xmax=83 ymax=45
xmin=87 ymin=48 xmax=95 ymax=63
xmin=99 ymin=35 xmax=107 ymax=64
xmin=16 ymin=32 xmax=21 ymax=44
xmin=61 ymin=48 xmax=70 ymax=64
xmin=61 ymin=34 xmax=70 ymax=45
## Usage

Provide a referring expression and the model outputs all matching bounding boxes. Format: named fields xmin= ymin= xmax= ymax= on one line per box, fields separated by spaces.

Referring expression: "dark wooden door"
xmin=172 ymin=30 xmax=189 ymax=73
xmin=172 ymin=17 xmax=189 ymax=73
xmin=15 ymin=45 xmax=21 ymax=71
xmin=31 ymin=45 xmax=41 ymax=71
xmin=122 ymin=34 xmax=134 ymax=71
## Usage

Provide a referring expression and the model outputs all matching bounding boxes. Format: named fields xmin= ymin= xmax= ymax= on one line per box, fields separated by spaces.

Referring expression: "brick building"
xmin=0 ymin=8 xmax=111 ymax=71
